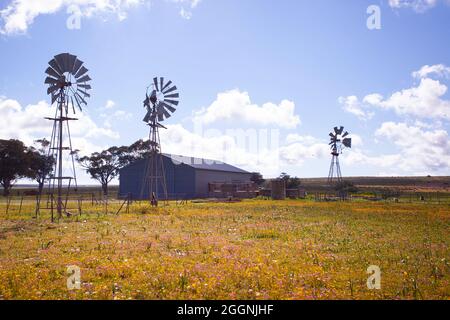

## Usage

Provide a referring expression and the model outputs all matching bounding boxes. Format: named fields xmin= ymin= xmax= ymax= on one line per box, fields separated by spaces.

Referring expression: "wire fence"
xmin=1 ymin=190 xmax=449 ymax=221
xmin=0 ymin=191 xmax=195 ymax=221
xmin=312 ymin=191 xmax=450 ymax=204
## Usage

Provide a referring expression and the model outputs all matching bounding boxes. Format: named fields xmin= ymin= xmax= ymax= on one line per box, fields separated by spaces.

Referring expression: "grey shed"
xmin=118 ymin=154 xmax=252 ymax=200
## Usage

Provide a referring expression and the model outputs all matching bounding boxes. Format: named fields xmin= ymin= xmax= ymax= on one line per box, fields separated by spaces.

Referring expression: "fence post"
xmin=78 ymin=197 xmax=82 ymax=216
xmin=50 ymin=193 xmax=54 ymax=223
xmin=18 ymin=195 xmax=24 ymax=215
xmin=5 ymin=196 xmax=11 ymax=217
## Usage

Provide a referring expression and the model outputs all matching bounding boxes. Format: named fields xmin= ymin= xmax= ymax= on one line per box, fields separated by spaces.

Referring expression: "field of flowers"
xmin=0 ymin=199 xmax=448 ymax=299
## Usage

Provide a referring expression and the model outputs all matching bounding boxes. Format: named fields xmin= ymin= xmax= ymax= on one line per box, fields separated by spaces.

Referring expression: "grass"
xmin=0 ymin=199 xmax=448 ymax=300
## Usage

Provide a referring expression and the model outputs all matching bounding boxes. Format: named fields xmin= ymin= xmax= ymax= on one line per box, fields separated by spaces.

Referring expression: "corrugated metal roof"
xmin=163 ymin=154 xmax=250 ymax=174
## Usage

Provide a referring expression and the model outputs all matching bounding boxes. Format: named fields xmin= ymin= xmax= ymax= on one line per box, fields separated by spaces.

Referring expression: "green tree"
xmin=126 ymin=139 xmax=154 ymax=161
xmin=78 ymin=146 xmax=128 ymax=195
xmin=28 ymin=139 xmax=55 ymax=195
xmin=278 ymin=172 xmax=301 ymax=189
xmin=0 ymin=139 xmax=33 ymax=196
xmin=250 ymin=172 xmax=265 ymax=187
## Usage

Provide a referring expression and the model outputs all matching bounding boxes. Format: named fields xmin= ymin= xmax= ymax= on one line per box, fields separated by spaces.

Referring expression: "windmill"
xmin=44 ymin=53 xmax=91 ymax=219
xmin=141 ymin=77 xmax=179 ymax=204
xmin=328 ymin=126 xmax=351 ymax=184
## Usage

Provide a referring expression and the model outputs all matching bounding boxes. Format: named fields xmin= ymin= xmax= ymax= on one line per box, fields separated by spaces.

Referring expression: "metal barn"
xmin=118 ymin=154 xmax=253 ymax=200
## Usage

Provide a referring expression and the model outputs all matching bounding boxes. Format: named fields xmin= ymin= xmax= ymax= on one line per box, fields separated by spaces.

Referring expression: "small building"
xmin=119 ymin=154 xmax=253 ymax=200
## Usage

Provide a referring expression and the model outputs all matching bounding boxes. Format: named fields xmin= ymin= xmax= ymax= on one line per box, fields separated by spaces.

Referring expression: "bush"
xmin=335 ymin=180 xmax=358 ymax=193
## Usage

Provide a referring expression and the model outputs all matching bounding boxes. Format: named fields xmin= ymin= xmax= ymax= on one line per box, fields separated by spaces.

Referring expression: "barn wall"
xmin=119 ymin=156 xmax=252 ymax=200
xmin=172 ymin=161 xmax=196 ymax=199
xmin=119 ymin=156 xmax=197 ymax=200
xmin=194 ymin=170 xmax=252 ymax=197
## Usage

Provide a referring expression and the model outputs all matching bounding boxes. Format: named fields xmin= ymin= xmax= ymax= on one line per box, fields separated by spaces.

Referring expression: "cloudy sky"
xmin=0 ymin=0 xmax=449 ymax=184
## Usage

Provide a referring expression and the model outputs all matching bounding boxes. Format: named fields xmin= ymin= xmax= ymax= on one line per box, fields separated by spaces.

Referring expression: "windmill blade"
xmin=54 ymin=53 xmax=71 ymax=72
xmin=75 ymin=92 xmax=87 ymax=105
xmin=158 ymin=102 xmax=172 ymax=118
xmin=160 ymin=77 xmax=164 ymax=92
xmin=162 ymin=85 xmax=177 ymax=94
xmin=342 ymin=131 xmax=349 ymax=138
xmin=143 ymin=94 xmax=150 ymax=107
xmin=342 ymin=138 xmax=352 ymax=148
xmin=153 ymin=77 xmax=159 ymax=92
xmin=72 ymin=58 xmax=83 ymax=75
xmin=48 ymin=59 xmax=63 ymax=76
xmin=66 ymin=54 xmax=77 ymax=73
xmin=78 ymin=84 xmax=91 ymax=90
xmin=51 ymin=93 xmax=58 ymax=105
xmin=47 ymin=85 xmax=60 ymax=95
xmin=77 ymin=88 xmax=91 ymax=98
xmin=143 ymin=110 xmax=152 ymax=123
xmin=45 ymin=76 xmax=58 ymax=85
xmin=161 ymin=80 xmax=172 ymax=92
xmin=45 ymin=67 xmax=61 ymax=79
xmin=161 ymin=102 xmax=176 ymax=113
xmin=165 ymin=93 xmax=179 ymax=99
xmin=157 ymin=105 xmax=164 ymax=122
xmin=329 ymin=133 xmax=335 ymax=138
xmin=73 ymin=94 xmax=82 ymax=111
xmin=64 ymin=98 xmax=69 ymax=114
xmin=162 ymin=108 xmax=171 ymax=119
xmin=75 ymin=66 xmax=88 ymax=79
xmin=333 ymin=126 xmax=339 ymax=134
xmin=164 ymin=99 xmax=179 ymax=106
xmin=71 ymin=96 xmax=76 ymax=114
xmin=334 ymin=126 xmax=344 ymax=135
xmin=76 ymin=75 xmax=91 ymax=83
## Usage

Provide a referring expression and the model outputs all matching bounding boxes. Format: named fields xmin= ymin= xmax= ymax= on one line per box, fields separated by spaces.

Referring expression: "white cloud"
xmin=285 ymin=134 xmax=321 ymax=145
xmin=368 ymin=78 xmax=450 ymax=120
xmin=388 ymin=0 xmax=438 ymax=12
xmin=179 ymin=7 xmax=192 ymax=19
xmin=160 ymin=123 xmax=282 ymax=176
xmin=279 ymin=141 xmax=329 ymax=166
xmin=412 ymin=64 xmax=450 ymax=79
xmin=344 ymin=150 xmax=402 ymax=170
xmin=344 ymin=122 xmax=450 ymax=175
xmin=0 ymin=0 xmax=202 ymax=35
xmin=99 ymin=99 xmax=132 ymax=127
xmin=104 ymin=99 xmax=116 ymax=109
xmin=0 ymin=96 xmax=119 ymax=151
xmin=193 ymin=89 xmax=301 ymax=129
xmin=350 ymin=133 xmax=363 ymax=147
xmin=342 ymin=65 xmax=450 ymax=121
xmin=339 ymin=95 xmax=375 ymax=121
xmin=0 ymin=96 xmax=122 ymax=184
xmin=375 ymin=122 xmax=450 ymax=173
xmin=168 ymin=0 xmax=201 ymax=19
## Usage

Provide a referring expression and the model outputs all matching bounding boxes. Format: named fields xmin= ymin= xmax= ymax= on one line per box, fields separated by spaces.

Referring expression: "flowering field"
xmin=0 ymin=199 xmax=448 ymax=300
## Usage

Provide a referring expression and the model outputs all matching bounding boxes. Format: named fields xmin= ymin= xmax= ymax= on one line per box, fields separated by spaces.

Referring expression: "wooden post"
xmin=5 ymin=196 xmax=11 ymax=217
xmin=18 ymin=195 xmax=24 ymax=215
xmin=50 ymin=193 xmax=54 ymax=223
xmin=35 ymin=194 xmax=40 ymax=218
xmin=78 ymin=197 xmax=82 ymax=216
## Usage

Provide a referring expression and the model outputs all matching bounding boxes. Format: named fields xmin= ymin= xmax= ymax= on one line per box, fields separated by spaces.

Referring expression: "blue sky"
xmin=0 ymin=0 xmax=449 ymax=183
